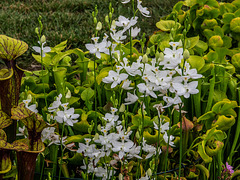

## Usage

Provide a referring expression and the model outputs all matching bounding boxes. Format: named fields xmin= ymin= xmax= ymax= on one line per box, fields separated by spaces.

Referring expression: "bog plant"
xmin=1 ymin=0 xmax=240 ymax=180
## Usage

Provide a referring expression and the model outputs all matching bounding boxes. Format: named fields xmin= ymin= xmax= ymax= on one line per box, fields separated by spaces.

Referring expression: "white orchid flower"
xmin=131 ymin=27 xmax=141 ymax=38
xmin=124 ymin=92 xmax=138 ymax=105
xmin=33 ymin=41 xmax=51 ymax=57
xmin=137 ymin=0 xmax=151 ymax=17
xmin=54 ymin=107 xmax=79 ymax=126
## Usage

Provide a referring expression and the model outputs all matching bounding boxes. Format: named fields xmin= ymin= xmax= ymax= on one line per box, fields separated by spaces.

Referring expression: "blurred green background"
xmin=0 ymin=0 xmax=233 ymax=68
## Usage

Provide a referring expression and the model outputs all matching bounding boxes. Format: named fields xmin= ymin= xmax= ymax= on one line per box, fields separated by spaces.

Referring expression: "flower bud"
xmin=96 ymin=22 xmax=102 ymax=31
xmin=142 ymin=54 xmax=148 ymax=63
xmin=109 ymin=12 xmax=112 ymax=19
xmin=65 ymin=88 xmax=71 ymax=99
xmin=178 ymin=40 xmax=183 ymax=47
xmin=35 ymin=27 xmax=39 ymax=35
xmin=146 ymin=48 xmax=150 ymax=55
xmin=93 ymin=17 xmax=97 ymax=24
xmin=93 ymin=133 xmax=99 ymax=141
xmin=97 ymin=124 xmax=102 ymax=132
xmin=27 ymin=94 xmax=32 ymax=102
xmin=119 ymin=173 xmax=123 ymax=180
xmin=113 ymin=52 xmax=120 ymax=61
xmin=121 ymin=120 xmax=125 ymax=127
xmin=105 ymin=15 xmax=109 ymax=24
xmin=111 ymin=20 xmax=116 ymax=27
xmin=135 ymin=131 xmax=140 ymax=139
xmin=183 ymin=49 xmax=190 ymax=60
xmin=147 ymin=168 xmax=152 ymax=177
xmin=119 ymin=104 xmax=125 ymax=112
xmin=127 ymin=127 xmax=131 ymax=133
xmin=158 ymin=52 xmax=164 ymax=62
xmin=40 ymin=35 xmax=46 ymax=43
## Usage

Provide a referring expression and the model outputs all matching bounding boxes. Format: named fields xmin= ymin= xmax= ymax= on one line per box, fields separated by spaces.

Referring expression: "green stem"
xmin=154 ymin=114 xmax=162 ymax=178
xmin=178 ymin=105 xmax=183 ymax=179
xmin=58 ymin=122 xmax=65 ymax=180
xmin=94 ymin=59 xmax=97 ymax=132
xmin=205 ymin=67 xmax=215 ymax=113
xmin=228 ymin=88 xmax=240 ymax=164
xmin=40 ymin=154 xmax=45 ymax=180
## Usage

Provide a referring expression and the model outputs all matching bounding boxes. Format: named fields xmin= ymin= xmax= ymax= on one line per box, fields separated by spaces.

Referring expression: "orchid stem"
xmin=58 ymin=122 xmax=65 ymax=180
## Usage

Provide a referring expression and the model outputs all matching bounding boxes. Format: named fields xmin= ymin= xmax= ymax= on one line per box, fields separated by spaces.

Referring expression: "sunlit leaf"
xmin=81 ymin=88 xmax=94 ymax=101
xmin=156 ymin=20 xmax=181 ymax=31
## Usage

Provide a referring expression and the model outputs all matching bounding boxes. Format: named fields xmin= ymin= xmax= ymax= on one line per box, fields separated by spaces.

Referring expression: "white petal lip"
xmin=32 ymin=46 xmax=41 ymax=53
xmin=121 ymin=0 xmax=130 ymax=3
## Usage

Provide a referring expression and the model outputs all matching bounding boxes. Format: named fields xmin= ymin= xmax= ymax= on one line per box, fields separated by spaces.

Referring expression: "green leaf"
xmin=97 ymin=70 xmax=109 ymax=85
xmin=50 ymin=40 xmax=67 ymax=52
xmin=68 ymin=153 xmax=83 ymax=165
xmin=230 ymin=17 xmax=240 ymax=32
xmin=195 ymin=164 xmax=209 ymax=179
xmin=206 ymin=51 xmax=218 ymax=62
xmin=231 ymin=53 xmax=240 ymax=70
xmin=231 ymin=170 xmax=240 ymax=179
xmin=0 ymin=111 xmax=12 ymax=129
xmin=222 ymin=13 xmax=235 ymax=24
xmin=213 ymin=115 xmax=235 ymax=131
xmin=186 ymin=36 xmax=199 ymax=49
xmin=73 ymin=120 xmax=90 ymax=133
xmin=203 ymin=29 xmax=215 ymax=40
xmin=156 ymin=20 xmax=181 ymax=31
xmin=131 ymin=115 xmax=152 ymax=130
xmin=187 ymin=55 xmax=205 ymax=72
xmin=65 ymin=134 xmax=92 ymax=144
xmin=209 ymin=35 xmax=224 ymax=49
xmin=201 ymin=19 xmax=218 ymax=29
xmin=214 ymin=26 xmax=224 ymax=37
xmin=0 ymin=35 xmax=28 ymax=61
xmin=198 ymin=143 xmax=212 ymax=163
xmin=197 ymin=111 xmax=215 ymax=122
xmin=81 ymin=88 xmax=94 ymax=101
xmin=143 ymin=130 xmax=160 ymax=144
xmin=193 ymin=40 xmax=208 ymax=54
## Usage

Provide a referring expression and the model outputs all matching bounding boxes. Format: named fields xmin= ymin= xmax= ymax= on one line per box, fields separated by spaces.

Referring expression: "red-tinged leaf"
xmin=0 ymin=140 xmax=13 ymax=149
xmin=0 ymin=111 xmax=12 ymax=129
xmin=11 ymin=102 xmax=34 ymax=120
xmin=0 ymin=35 xmax=28 ymax=61
xmin=0 ymin=149 xmax=12 ymax=174
xmin=12 ymin=139 xmax=29 ymax=151
xmin=0 ymin=130 xmax=7 ymax=141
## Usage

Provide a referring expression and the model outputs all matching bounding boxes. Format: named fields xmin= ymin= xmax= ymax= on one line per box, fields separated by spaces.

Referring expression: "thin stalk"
xmin=154 ymin=114 xmax=162 ymax=178
xmin=205 ymin=67 xmax=215 ymax=113
xmin=136 ymin=99 xmax=145 ymax=180
xmin=40 ymin=51 xmax=48 ymax=108
xmin=40 ymin=154 xmax=45 ymax=180
xmin=58 ymin=122 xmax=65 ymax=180
xmin=94 ymin=59 xmax=97 ymax=132
xmin=228 ymin=88 xmax=240 ymax=164
xmin=178 ymin=105 xmax=183 ymax=179
xmin=163 ymin=112 xmax=172 ymax=179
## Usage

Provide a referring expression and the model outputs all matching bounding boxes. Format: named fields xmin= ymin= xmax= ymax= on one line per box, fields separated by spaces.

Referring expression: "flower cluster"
xmin=48 ymin=94 xmax=79 ymax=126
xmin=219 ymin=162 xmax=234 ymax=180
xmin=103 ymin=42 xmax=202 ymax=109
xmin=77 ymin=108 xmax=159 ymax=179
